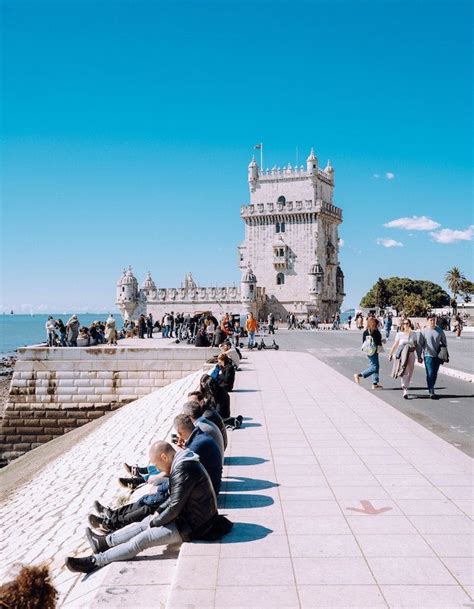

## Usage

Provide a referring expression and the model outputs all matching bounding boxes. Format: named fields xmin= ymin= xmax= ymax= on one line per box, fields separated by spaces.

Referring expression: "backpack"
xmin=361 ymin=334 xmax=377 ymax=356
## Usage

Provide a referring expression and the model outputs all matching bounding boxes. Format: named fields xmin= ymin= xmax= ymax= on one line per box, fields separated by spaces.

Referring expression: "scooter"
xmin=257 ymin=338 xmax=280 ymax=351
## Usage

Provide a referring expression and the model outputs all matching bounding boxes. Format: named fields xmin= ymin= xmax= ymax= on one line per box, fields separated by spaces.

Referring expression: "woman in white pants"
xmin=389 ymin=319 xmax=420 ymax=399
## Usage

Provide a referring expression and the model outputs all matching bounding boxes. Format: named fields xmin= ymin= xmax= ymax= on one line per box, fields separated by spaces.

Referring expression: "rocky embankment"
xmin=0 ymin=355 xmax=16 ymax=418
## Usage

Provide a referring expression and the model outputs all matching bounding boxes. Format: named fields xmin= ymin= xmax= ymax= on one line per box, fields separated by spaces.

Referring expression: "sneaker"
xmin=234 ymin=415 xmax=243 ymax=429
xmin=430 ymin=393 xmax=439 ymax=400
xmin=123 ymin=463 xmax=148 ymax=477
xmin=85 ymin=527 xmax=109 ymax=553
xmin=65 ymin=555 xmax=98 ymax=574
xmin=353 ymin=374 xmax=361 ymax=385
xmin=88 ymin=513 xmax=111 ymax=533
xmin=372 ymin=384 xmax=383 ymax=390
xmin=93 ymin=500 xmax=109 ymax=516
xmin=118 ymin=476 xmax=145 ymax=490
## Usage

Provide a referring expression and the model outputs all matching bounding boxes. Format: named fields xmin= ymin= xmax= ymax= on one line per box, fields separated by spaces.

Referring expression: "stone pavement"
xmin=167 ymin=350 xmax=473 ymax=609
xmin=0 ymin=369 xmax=204 ymax=608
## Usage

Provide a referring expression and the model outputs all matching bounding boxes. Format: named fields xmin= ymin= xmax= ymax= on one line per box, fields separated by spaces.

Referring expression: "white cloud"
xmin=376 ymin=238 xmax=404 ymax=248
xmin=383 ymin=215 xmax=441 ymax=231
xmin=385 ymin=172 xmax=395 ymax=180
xmin=430 ymin=225 xmax=474 ymax=244
xmin=338 ymin=238 xmax=345 ymax=248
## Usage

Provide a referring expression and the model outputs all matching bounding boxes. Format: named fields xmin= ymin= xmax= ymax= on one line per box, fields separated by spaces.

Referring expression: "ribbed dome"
xmin=117 ymin=266 xmax=138 ymax=286
xmin=142 ymin=271 xmax=156 ymax=290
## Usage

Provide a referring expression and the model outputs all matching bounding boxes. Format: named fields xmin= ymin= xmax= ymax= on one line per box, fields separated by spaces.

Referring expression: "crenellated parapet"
xmin=147 ymin=284 xmax=242 ymax=304
xmin=255 ymin=165 xmax=334 ymax=185
xmin=240 ymin=198 xmax=342 ymax=223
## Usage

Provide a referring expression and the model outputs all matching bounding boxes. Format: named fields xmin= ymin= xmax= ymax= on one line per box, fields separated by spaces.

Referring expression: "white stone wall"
xmin=7 ymin=346 xmax=214 ymax=410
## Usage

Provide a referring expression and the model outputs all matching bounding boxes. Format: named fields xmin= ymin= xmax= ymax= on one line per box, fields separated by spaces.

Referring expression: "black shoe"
xmin=430 ymin=393 xmax=439 ymax=400
xmin=235 ymin=415 xmax=243 ymax=429
xmin=93 ymin=500 xmax=110 ymax=516
xmin=123 ymin=463 xmax=148 ymax=476
xmin=88 ymin=513 xmax=111 ymax=533
xmin=118 ymin=476 xmax=145 ymax=490
xmin=85 ymin=526 xmax=109 ymax=553
xmin=65 ymin=555 xmax=98 ymax=574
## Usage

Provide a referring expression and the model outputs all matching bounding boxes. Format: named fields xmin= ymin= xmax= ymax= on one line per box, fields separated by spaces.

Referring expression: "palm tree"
xmin=445 ymin=267 xmax=466 ymax=313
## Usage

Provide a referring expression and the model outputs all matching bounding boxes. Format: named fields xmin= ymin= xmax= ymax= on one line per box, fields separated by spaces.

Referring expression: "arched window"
xmin=277 ymin=195 xmax=286 ymax=205
xmin=280 ymin=222 xmax=285 ymax=233
xmin=276 ymin=273 xmax=285 ymax=285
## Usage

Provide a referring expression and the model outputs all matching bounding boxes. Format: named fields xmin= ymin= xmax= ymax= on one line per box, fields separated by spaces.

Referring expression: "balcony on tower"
xmin=273 ymin=236 xmax=289 ymax=268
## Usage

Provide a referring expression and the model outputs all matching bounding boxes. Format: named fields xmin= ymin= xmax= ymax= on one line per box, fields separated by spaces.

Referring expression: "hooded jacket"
xmin=150 ymin=449 xmax=217 ymax=540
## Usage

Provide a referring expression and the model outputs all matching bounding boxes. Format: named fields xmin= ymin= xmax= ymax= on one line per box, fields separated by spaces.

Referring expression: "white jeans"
xmin=95 ymin=515 xmax=182 ymax=566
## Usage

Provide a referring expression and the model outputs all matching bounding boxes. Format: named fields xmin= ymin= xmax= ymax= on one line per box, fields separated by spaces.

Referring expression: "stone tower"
xmin=239 ymin=148 xmax=344 ymax=319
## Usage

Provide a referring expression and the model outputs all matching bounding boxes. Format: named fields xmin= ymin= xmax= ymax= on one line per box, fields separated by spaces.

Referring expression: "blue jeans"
xmin=97 ymin=517 xmax=182 ymax=566
xmin=248 ymin=331 xmax=256 ymax=347
xmin=424 ymin=355 xmax=441 ymax=394
xmin=360 ymin=353 xmax=379 ymax=385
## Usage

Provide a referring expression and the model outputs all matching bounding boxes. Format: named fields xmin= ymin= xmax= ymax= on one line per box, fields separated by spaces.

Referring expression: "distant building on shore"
xmin=116 ymin=149 xmax=344 ymax=321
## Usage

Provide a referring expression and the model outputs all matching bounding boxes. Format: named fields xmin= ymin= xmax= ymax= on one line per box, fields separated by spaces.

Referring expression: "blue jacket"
xmin=186 ymin=427 xmax=222 ymax=494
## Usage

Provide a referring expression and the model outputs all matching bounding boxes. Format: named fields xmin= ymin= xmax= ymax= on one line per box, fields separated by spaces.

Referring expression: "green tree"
xmin=445 ymin=267 xmax=466 ymax=308
xmin=402 ymin=293 xmax=431 ymax=317
xmin=360 ymin=277 xmax=449 ymax=311
xmin=374 ymin=277 xmax=389 ymax=309
xmin=460 ymin=280 xmax=474 ymax=303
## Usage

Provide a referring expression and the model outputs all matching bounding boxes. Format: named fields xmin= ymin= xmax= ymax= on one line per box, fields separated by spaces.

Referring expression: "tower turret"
xmin=141 ymin=271 xmax=157 ymax=299
xmin=240 ymin=263 xmax=257 ymax=309
xmin=248 ymin=156 xmax=259 ymax=191
xmin=306 ymin=147 xmax=318 ymax=176
xmin=116 ymin=266 xmax=140 ymax=320
xmin=324 ymin=159 xmax=334 ymax=182
xmin=308 ymin=261 xmax=324 ymax=296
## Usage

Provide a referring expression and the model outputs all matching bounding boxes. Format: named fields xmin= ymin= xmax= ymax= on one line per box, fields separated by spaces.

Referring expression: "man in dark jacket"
xmin=65 ymin=441 xmax=217 ymax=573
xmin=174 ymin=414 xmax=222 ymax=494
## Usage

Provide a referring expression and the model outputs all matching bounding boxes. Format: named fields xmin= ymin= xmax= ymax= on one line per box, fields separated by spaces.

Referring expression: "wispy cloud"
xmin=376 ymin=238 xmax=404 ymax=248
xmin=373 ymin=172 xmax=394 ymax=180
xmin=384 ymin=215 xmax=441 ymax=231
xmin=430 ymin=225 xmax=474 ymax=244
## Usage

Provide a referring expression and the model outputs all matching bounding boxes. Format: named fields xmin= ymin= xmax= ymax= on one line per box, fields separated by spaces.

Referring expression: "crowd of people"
xmin=354 ymin=313 xmax=449 ymax=400
xmin=45 ymin=315 xmax=120 ymax=347
xmin=64 ymin=346 xmax=244 ymax=574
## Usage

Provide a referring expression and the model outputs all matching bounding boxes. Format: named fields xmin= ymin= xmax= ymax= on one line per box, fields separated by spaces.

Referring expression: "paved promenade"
xmin=169 ymin=350 xmax=473 ymax=609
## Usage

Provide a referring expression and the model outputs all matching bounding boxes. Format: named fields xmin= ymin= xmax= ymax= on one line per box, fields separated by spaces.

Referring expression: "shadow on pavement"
xmin=224 ymin=456 xmax=268 ymax=466
xmin=219 ymin=522 xmax=273 ymax=543
xmin=218 ymin=493 xmax=274 ymax=509
xmin=222 ymin=476 xmax=279 ymax=492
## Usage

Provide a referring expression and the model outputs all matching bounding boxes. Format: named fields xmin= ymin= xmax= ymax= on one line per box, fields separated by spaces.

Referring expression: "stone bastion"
xmin=1 ymin=343 xmax=214 ymax=464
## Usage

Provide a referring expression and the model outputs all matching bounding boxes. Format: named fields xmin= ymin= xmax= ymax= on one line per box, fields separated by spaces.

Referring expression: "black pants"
xmin=146 ymin=326 xmax=153 ymax=338
xmin=106 ymin=501 xmax=155 ymax=531
xmin=268 ymin=324 xmax=275 ymax=334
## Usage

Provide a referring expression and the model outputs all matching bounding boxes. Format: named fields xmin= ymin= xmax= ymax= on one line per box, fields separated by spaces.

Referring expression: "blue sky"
xmin=1 ymin=0 xmax=472 ymax=313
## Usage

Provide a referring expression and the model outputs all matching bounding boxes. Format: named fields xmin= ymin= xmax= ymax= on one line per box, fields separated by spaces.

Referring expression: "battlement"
xmin=240 ymin=198 xmax=342 ymax=222
xmin=145 ymin=285 xmax=242 ymax=304
xmin=255 ymin=165 xmax=333 ymax=185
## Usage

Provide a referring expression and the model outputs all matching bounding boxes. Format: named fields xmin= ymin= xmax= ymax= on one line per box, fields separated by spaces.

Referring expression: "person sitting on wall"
xmin=182 ymin=400 xmax=224 ymax=462
xmin=66 ymin=440 xmax=229 ymax=574
xmin=200 ymin=374 xmax=230 ymax=419
xmin=219 ymin=340 xmax=241 ymax=369
xmin=89 ymin=415 xmax=222 ymax=533
xmin=187 ymin=391 xmax=228 ymax=449
xmin=210 ymin=353 xmax=235 ymax=392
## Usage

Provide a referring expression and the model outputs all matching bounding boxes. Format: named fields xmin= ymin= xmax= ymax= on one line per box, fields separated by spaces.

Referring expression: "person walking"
xmin=354 ymin=317 xmax=384 ymax=389
xmin=389 ymin=319 xmax=421 ymax=399
xmin=454 ymin=314 xmax=463 ymax=339
xmin=418 ymin=315 xmax=447 ymax=399
xmin=267 ymin=312 xmax=275 ymax=335
xmin=246 ymin=312 xmax=258 ymax=349
xmin=384 ymin=314 xmax=393 ymax=339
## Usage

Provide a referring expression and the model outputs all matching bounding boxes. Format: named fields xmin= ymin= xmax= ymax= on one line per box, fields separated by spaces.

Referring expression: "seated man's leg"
xmin=106 ymin=501 xmax=154 ymax=531
xmin=95 ymin=517 xmax=182 ymax=567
